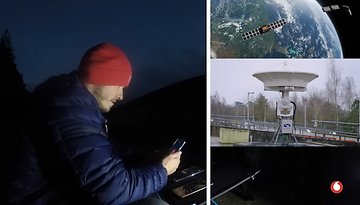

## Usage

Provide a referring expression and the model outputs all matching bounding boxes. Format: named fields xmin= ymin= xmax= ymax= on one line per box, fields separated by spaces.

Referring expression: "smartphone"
xmin=171 ymin=138 xmax=186 ymax=152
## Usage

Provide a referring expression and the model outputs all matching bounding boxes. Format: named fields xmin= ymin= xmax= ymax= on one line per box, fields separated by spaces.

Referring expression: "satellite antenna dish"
xmin=253 ymin=71 xmax=318 ymax=92
xmin=253 ymin=71 xmax=318 ymax=144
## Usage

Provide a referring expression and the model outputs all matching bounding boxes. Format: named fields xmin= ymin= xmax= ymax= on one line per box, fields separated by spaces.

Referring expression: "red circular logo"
xmin=330 ymin=181 xmax=343 ymax=194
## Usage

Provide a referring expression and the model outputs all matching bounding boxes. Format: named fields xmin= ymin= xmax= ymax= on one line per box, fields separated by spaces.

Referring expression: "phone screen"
xmin=171 ymin=138 xmax=186 ymax=152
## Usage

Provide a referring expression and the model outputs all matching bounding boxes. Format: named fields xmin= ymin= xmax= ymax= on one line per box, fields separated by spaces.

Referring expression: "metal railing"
xmin=211 ymin=114 xmax=360 ymax=143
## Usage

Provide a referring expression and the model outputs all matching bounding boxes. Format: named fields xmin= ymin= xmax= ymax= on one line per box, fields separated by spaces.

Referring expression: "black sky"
xmin=316 ymin=0 xmax=360 ymax=58
xmin=0 ymin=0 xmax=206 ymax=101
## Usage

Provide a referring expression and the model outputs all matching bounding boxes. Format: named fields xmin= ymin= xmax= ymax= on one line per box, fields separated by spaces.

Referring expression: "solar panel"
xmin=322 ymin=6 xmax=331 ymax=12
xmin=241 ymin=18 xmax=287 ymax=40
xmin=322 ymin=4 xmax=352 ymax=15
xmin=330 ymin=5 xmax=340 ymax=10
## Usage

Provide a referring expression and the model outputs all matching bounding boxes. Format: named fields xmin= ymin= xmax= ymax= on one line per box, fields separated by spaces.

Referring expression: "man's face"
xmin=92 ymin=85 xmax=125 ymax=113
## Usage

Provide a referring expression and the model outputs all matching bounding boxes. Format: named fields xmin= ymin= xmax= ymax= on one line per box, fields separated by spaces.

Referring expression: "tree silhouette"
xmin=0 ymin=29 xmax=28 ymax=98
xmin=1 ymin=29 xmax=29 ymax=128
xmin=0 ymin=28 xmax=30 ymax=137
xmin=1 ymin=29 xmax=29 ymax=202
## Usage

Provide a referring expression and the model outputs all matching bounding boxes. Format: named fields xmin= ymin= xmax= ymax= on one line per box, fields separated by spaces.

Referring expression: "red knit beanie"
xmin=78 ymin=42 xmax=132 ymax=86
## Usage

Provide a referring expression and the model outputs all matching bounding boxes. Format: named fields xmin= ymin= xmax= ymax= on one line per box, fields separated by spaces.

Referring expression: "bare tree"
xmin=211 ymin=91 xmax=221 ymax=114
xmin=306 ymin=88 xmax=325 ymax=122
xmin=325 ymin=60 xmax=342 ymax=122
xmin=211 ymin=91 xmax=236 ymax=115
xmin=341 ymin=76 xmax=357 ymax=112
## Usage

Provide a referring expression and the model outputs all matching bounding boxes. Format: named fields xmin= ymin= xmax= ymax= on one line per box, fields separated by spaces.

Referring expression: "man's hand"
xmin=162 ymin=151 xmax=182 ymax=175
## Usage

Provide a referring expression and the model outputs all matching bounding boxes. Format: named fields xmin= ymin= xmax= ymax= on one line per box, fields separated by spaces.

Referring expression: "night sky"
xmin=316 ymin=0 xmax=360 ymax=58
xmin=0 ymin=0 xmax=206 ymax=101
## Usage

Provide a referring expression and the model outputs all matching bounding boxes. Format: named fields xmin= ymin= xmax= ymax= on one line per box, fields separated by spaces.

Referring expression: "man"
xmin=5 ymin=42 xmax=181 ymax=205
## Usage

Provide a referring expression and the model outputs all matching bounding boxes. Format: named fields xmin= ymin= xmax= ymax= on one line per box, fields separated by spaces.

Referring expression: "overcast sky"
xmin=211 ymin=59 xmax=360 ymax=105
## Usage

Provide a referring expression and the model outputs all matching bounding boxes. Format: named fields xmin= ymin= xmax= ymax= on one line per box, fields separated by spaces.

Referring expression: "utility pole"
xmin=247 ymin=92 xmax=255 ymax=125
xmin=304 ymin=98 xmax=307 ymax=128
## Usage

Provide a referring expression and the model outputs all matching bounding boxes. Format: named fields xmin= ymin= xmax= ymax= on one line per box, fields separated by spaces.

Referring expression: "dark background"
xmin=316 ymin=0 xmax=360 ymax=58
xmin=107 ymin=76 xmax=207 ymax=204
xmin=211 ymin=147 xmax=360 ymax=205
xmin=107 ymin=76 xmax=207 ymax=171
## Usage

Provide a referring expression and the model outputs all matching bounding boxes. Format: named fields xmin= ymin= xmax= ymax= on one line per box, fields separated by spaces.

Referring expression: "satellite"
xmin=241 ymin=18 xmax=287 ymax=41
xmin=322 ymin=4 xmax=352 ymax=15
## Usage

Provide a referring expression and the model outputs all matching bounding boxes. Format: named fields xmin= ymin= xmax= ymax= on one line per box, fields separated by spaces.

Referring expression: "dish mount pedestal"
xmin=253 ymin=71 xmax=318 ymax=144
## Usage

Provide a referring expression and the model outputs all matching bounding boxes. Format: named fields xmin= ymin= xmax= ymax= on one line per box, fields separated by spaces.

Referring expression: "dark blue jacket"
xmin=6 ymin=71 xmax=168 ymax=205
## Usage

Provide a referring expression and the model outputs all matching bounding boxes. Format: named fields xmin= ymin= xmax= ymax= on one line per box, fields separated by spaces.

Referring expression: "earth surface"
xmin=211 ymin=0 xmax=343 ymax=58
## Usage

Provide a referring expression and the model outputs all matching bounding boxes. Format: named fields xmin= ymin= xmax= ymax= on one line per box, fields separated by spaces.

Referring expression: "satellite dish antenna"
xmin=253 ymin=71 xmax=318 ymax=144
xmin=253 ymin=71 xmax=318 ymax=92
